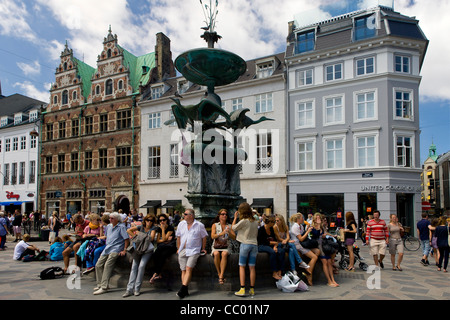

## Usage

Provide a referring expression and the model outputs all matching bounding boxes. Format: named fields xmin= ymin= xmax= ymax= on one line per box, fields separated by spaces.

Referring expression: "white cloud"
xmin=13 ymin=81 xmax=51 ymax=103
xmin=17 ymin=61 xmax=41 ymax=76
xmin=0 ymin=0 xmax=36 ymax=42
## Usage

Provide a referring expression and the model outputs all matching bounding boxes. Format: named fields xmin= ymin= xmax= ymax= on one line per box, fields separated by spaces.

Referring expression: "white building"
xmin=138 ymin=52 xmax=287 ymax=218
xmin=0 ymin=94 xmax=46 ymax=215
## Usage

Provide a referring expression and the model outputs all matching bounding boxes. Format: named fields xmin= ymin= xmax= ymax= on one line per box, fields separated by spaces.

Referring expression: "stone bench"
xmin=103 ymin=251 xmax=326 ymax=291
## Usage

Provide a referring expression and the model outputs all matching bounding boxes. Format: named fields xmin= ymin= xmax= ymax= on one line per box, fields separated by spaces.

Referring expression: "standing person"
xmin=12 ymin=210 xmax=23 ymax=242
xmin=149 ymin=213 xmax=177 ymax=284
xmin=388 ymin=214 xmax=404 ymax=271
xmin=435 ymin=216 xmax=449 ymax=272
xmin=232 ymin=202 xmax=259 ymax=297
xmin=417 ymin=212 xmax=431 ymax=266
xmin=289 ymin=213 xmax=319 ymax=286
xmin=311 ymin=213 xmax=339 ymax=287
xmin=366 ymin=210 xmax=389 ymax=269
xmin=343 ymin=211 xmax=357 ymax=271
xmin=429 ymin=217 xmax=441 ymax=267
xmin=93 ymin=212 xmax=130 ymax=295
xmin=0 ymin=212 xmax=9 ymax=250
xmin=123 ymin=214 xmax=157 ymax=297
xmin=50 ymin=211 xmax=62 ymax=241
xmin=210 ymin=209 xmax=236 ymax=284
xmin=274 ymin=214 xmax=310 ymax=275
xmin=175 ymin=208 xmax=208 ymax=299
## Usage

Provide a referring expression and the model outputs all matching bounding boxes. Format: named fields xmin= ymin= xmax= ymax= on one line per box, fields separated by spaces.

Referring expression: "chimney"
xmin=154 ymin=33 xmax=176 ymax=81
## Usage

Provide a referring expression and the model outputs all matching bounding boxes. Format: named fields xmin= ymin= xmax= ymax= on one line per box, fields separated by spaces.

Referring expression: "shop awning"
xmin=250 ymin=198 xmax=273 ymax=208
xmin=162 ymin=200 xmax=182 ymax=208
xmin=0 ymin=201 xmax=23 ymax=206
xmin=140 ymin=200 xmax=162 ymax=208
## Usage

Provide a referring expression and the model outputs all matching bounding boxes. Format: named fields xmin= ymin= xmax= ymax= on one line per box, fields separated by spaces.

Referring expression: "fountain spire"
xmin=200 ymin=0 xmax=222 ymax=48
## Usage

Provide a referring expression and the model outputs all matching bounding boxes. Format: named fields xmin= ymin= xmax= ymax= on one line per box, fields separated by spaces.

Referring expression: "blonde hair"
xmin=289 ymin=213 xmax=304 ymax=224
xmin=312 ymin=212 xmax=323 ymax=228
xmin=275 ymin=214 xmax=288 ymax=233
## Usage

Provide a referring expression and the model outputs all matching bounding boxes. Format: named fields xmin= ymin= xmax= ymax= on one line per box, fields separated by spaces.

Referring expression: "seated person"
xmin=13 ymin=234 xmax=40 ymax=260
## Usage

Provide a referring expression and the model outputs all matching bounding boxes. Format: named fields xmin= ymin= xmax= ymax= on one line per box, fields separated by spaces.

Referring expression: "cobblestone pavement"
xmin=0 ymin=230 xmax=448 ymax=302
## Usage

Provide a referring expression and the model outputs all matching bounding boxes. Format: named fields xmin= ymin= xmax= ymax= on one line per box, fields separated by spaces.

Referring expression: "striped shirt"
xmin=366 ymin=219 xmax=389 ymax=242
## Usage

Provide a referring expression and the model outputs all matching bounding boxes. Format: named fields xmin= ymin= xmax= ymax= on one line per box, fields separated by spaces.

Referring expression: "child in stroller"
xmin=336 ymin=234 xmax=368 ymax=271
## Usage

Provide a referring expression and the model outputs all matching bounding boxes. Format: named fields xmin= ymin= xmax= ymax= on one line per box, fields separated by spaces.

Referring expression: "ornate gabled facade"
xmin=40 ymin=30 xmax=175 ymax=217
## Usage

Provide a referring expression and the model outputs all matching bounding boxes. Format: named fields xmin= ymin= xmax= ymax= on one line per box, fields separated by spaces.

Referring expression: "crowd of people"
xmin=1 ymin=205 xmax=449 ymax=298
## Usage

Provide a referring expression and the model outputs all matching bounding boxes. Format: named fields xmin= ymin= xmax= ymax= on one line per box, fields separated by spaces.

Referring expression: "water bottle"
xmin=224 ymin=226 xmax=229 ymax=239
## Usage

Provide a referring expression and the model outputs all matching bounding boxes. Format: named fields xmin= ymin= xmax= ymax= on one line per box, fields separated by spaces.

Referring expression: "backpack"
xmin=130 ymin=231 xmax=154 ymax=255
xmin=40 ymin=266 xmax=64 ymax=280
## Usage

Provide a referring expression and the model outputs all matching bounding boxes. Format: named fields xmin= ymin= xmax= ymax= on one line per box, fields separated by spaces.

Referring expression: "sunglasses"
xmin=159 ymin=218 xmax=167 ymax=222
xmin=220 ymin=213 xmax=227 ymax=216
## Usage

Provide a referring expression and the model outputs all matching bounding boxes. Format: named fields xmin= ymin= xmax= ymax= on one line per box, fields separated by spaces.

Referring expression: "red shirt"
xmin=75 ymin=220 xmax=89 ymax=237
xmin=366 ymin=219 xmax=389 ymax=242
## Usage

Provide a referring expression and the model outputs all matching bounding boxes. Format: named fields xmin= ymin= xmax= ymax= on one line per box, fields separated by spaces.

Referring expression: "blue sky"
xmin=0 ymin=0 xmax=449 ymax=163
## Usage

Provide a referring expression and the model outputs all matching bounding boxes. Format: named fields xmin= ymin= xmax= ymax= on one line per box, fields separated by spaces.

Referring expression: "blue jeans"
xmin=238 ymin=243 xmax=258 ymax=267
xmin=86 ymin=245 xmax=106 ymax=269
xmin=279 ymin=242 xmax=303 ymax=271
xmin=421 ymin=240 xmax=431 ymax=257
xmin=258 ymin=245 xmax=285 ymax=272
xmin=126 ymin=250 xmax=153 ymax=293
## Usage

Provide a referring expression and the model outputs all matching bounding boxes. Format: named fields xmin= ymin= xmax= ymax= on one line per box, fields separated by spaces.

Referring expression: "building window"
xmin=117 ymin=109 xmax=131 ymax=130
xmin=326 ymin=63 xmax=343 ymax=81
xmin=148 ymin=112 xmax=161 ymax=129
xmin=256 ymin=132 xmax=272 ymax=173
xmin=232 ymin=98 xmax=243 ymax=111
xmin=71 ymin=118 xmax=79 ymax=137
xmin=354 ymin=15 xmax=376 ymax=41
xmin=257 ymin=61 xmax=274 ymax=78
xmin=118 ymin=80 xmax=123 ymax=90
xmin=105 ymin=79 xmax=113 ymax=95
xmin=256 ymin=93 xmax=273 ymax=113
xmin=394 ymin=89 xmax=413 ymax=119
xmin=356 ymin=57 xmax=374 ymax=76
xmin=46 ymin=124 xmax=53 ymax=140
xmin=12 ymin=137 xmax=18 ymax=151
xmin=30 ymin=135 xmax=37 ymax=148
xmin=59 ymin=121 xmax=66 ymax=138
xmin=99 ymin=149 xmax=107 ymax=169
xmin=5 ymin=139 xmax=10 ymax=152
xmin=3 ymin=164 xmax=9 ymax=185
xmin=29 ymin=160 xmax=36 ymax=183
xmin=19 ymin=162 xmax=25 ymax=184
xmin=95 ymin=85 xmax=100 ymax=96
xmin=11 ymin=163 xmax=17 ymax=185
xmin=116 ymin=146 xmax=131 ymax=167
xmin=324 ymin=96 xmax=344 ymax=125
xmin=14 ymin=114 xmax=22 ymax=125
xmin=296 ymin=140 xmax=314 ymax=171
xmin=20 ymin=136 xmax=26 ymax=150
xmin=71 ymin=153 xmax=79 ymax=171
xmin=53 ymin=95 xmax=58 ymax=105
xmin=99 ymin=114 xmax=108 ymax=132
xmin=296 ymin=100 xmax=314 ymax=128
xmin=325 ymin=137 xmax=344 ymax=169
xmin=148 ymin=146 xmax=161 ymax=179
xmin=73 ymin=91 xmax=77 ymax=101
xmin=396 ymin=136 xmax=413 ymax=168
xmin=62 ymin=90 xmax=68 ymax=105
xmin=177 ymin=80 xmax=189 ymax=94
xmin=29 ymin=110 xmax=38 ymax=122
xmin=296 ymin=30 xmax=315 ymax=54
xmin=85 ymin=116 xmax=93 ymax=134
xmin=170 ymin=144 xmax=179 ymax=178
xmin=355 ymin=90 xmax=376 ymax=121
xmin=45 ymin=156 xmax=53 ymax=173
xmin=151 ymin=86 xmax=164 ymax=100
xmin=85 ymin=151 xmax=93 ymax=170
xmin=395 ymin=55 xmax=410 ymax=73
xmin=58 ymin=154 xmax=65 ymax=173
xmin=297 ymin=68 xmax=313 ymax=86
xmin=356 ymin=136 xmax=376 ymax=167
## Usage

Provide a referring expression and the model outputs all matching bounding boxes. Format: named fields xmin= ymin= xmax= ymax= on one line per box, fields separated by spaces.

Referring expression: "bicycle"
xmin=402 ymin=226 xmax=421 ymax=251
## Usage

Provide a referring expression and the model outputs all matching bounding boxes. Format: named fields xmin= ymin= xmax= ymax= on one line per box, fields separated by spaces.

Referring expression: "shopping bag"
xmin=49 ymin=231 xmax=56 ymax=243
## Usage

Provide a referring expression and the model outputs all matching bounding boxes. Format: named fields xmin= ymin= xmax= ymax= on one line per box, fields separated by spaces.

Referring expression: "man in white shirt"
xmin=175 ymin=208 xmax=208 ymax=298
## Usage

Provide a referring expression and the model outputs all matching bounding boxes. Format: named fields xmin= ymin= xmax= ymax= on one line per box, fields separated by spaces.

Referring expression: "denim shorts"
xmin=238 ymin=243 xmax=258 ymax=267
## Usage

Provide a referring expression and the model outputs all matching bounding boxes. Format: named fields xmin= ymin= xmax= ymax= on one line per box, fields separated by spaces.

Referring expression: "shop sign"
xmin=361 ymin=185 xmax=421 ymax=192
xmin=6 ymin=191 xmax=20 ymax=200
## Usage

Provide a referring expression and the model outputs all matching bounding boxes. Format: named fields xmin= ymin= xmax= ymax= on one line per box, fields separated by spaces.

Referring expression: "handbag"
xmin=300 ymin=238 xmax=318 ymax=249
xmin=213 ymin=223 xmax=229 ymax=249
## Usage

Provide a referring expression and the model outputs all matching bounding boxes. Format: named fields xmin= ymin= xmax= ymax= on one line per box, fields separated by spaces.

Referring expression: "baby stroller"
xmin=336 ymin=232 xmax=368 ymax=271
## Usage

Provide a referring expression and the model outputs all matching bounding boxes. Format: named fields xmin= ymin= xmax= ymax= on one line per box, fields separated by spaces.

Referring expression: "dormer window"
xmin=177 ymin=80 xmax=190 ymax=94
xmin=151 ymin=85 xmax=164 ymax=100
xmin=0 ymin=117 xmax=8 ymax=127
xmin=29 ymin=110 xmax=38 ymax=122
xmin=354 ymin=15 xmax=377 ymax=41
xmin=257 ymin=61 xmax=274 ymax=79
xmin=296 ymin=30 xmax=315 ymax=54
xmin=14 ymin=113 xmax=22 ymax=125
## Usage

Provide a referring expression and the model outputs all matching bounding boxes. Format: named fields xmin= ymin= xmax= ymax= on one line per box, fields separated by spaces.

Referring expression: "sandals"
xmin=396 ymin=266 xmax=403 ymax=271
xmin=149 ymin=274 xmax=162 ymax=284
xmin=218 ymin=278 xmax=225 ymax=284
xmin=346 ymin=267 xmax=355 ymax=272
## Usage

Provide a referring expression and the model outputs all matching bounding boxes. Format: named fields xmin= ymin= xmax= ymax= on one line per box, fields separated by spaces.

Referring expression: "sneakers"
xmin=299 ymin=261 xmax=310 ymax=269
xmin=176 ymin=285 xmax=189 ymax=299
xmin=421 ymin=259 xmax=428 ymax=266
xmin=425 ymin=260 xmax=430 ymax=266
xmin=234 ymin=288 xmax=247 ymax=297
xmin=123 ymin=291 xmax=132 ymax=298
xmin=93 ymin=288 xmax=107 ymax=295
xmin=134 ymin=291 xmax=140 ymax=296
xmin=249 ymin=288 xmax=255 ymax=296
xmin=82 ymin=267 xmax=95 ymax=275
